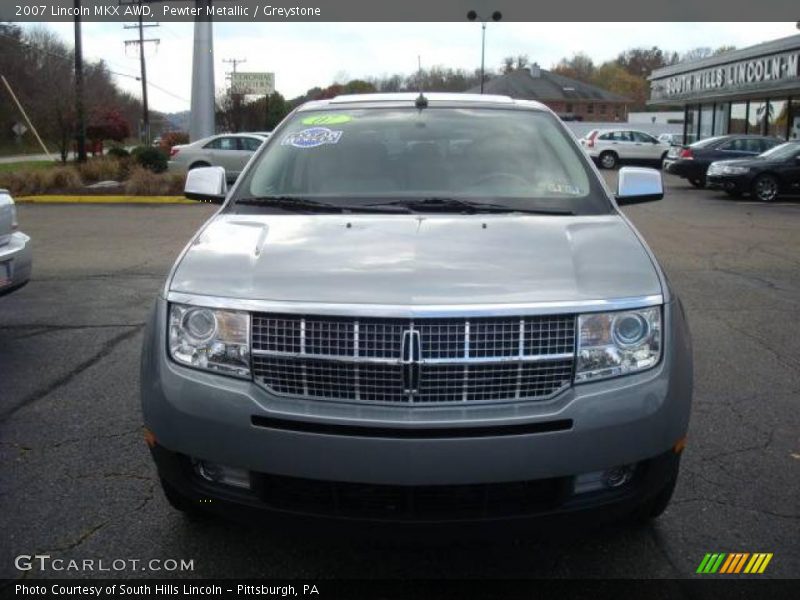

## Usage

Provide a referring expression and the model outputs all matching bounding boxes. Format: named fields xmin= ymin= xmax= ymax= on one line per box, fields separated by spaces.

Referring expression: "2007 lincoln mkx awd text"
xmin=140 ymin=93 xmax=693 ymax=526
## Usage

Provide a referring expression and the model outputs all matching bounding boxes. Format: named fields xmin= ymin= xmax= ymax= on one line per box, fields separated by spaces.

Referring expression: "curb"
xmin=15 ymin=195 xmax=194 ymax=204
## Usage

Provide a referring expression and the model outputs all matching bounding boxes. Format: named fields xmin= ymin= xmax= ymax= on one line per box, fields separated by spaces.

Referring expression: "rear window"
xmin=690 ymin=136 xmax=727 ymax=149
xmin=234 ymin=107 xmax=611 ymax=214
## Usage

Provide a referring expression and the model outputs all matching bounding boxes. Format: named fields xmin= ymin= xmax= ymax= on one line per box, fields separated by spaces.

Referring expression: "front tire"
xmin=688 ymin=177 xmax=706 ymax=189
xmin=752 ymin=174 xmax=779 ymax=202
xmin=599 ymin=151 xmax=618 ymax=170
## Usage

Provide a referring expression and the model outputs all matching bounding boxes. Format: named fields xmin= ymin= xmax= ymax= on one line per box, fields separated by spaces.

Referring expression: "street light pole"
xmin=467 ymin=10 xmax=502 ymax=94
xmin=480 ymin=22 xmax=486 ymax=93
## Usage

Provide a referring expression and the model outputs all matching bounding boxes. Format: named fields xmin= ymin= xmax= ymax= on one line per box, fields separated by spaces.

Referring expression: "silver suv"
xmin=141 ymin=94 xmax=692 ymax=526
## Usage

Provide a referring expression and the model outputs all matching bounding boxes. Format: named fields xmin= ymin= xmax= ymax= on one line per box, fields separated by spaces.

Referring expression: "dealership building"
xmin=648 ymin=34 xmax=800 ymax=143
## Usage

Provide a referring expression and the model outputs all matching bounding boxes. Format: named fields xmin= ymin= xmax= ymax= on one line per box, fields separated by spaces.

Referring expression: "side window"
xmin=633 ymin=132 xmax=655 ymax=143
xmin=598 ymin=133 xmax=613 ymax=141
xmin=204 ymin=137 xmax=237 ymax=151
xmin=720 ymin=139 xmax=743 ymax=151
xmin=615 ymin=131 xmax=633 ymax=142
xmin=743 ymin=139 xmax=763 ymax=153
xmin=240 ymin=137 xmax=264 ymax=152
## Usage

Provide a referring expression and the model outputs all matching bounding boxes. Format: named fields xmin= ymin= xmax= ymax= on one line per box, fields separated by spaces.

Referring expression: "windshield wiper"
xmin=367 ymin=197 xmax=575 ymax=216
xmin=235 ymin=196 xmax=412 ymax=214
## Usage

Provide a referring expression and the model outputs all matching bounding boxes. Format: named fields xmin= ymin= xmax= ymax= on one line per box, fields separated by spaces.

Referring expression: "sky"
xmin=31 ymin=21 xmax=799 ymax=114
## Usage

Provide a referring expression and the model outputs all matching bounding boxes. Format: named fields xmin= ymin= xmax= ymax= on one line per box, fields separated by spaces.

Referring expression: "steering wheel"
xmin=470 ymin=172 xmax=531 ymax=188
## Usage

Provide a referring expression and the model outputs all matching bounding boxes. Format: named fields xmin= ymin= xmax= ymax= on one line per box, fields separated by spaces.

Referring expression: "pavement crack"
xmin=672 ymin=497 xmax=798 ymax=520
xmin=3 ymin=323 xmax=145 ymax=341
xmin=0 ymin=326 xmax=144 ymax=423
xmin=0 ymin=440 xmax=33 ymax=456
xmin=51 ymin=428 xmax=141 ymax=449
xmin=45 ymin=521 xmax=110 ymax=553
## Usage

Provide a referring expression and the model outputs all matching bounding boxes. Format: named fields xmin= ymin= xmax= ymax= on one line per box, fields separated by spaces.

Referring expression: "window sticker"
xmin=545 ymin=182 xmax=583 ymax=195
xmin=301 ymin=114 xmax=353 ymax=126
xmin=281 ymin=127 xmax=343 ymax=149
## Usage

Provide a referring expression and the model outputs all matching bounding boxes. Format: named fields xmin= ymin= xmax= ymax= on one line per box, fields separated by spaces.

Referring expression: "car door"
xmin=202 ymin=136 xmax=239 ymax=174
xmin=776 ymin=145 xmax=800 ymax=194
xmin=607 ymin=131 xmax=634 ymax=159
xmin=233 ymin=137 xmax=264 ymax=177
xmin=716 ymin=137 xmax=756 ymax=161
xmin=632 ymin=131 xmax=664 ymax=159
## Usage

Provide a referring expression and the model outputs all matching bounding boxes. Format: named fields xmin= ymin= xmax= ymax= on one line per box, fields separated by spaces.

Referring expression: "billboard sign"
xmin=231 ymin=72 xmax=275 ymax=95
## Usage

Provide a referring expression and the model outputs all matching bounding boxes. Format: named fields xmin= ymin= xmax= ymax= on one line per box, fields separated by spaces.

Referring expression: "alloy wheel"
xmin=753 ymin=175 xmax=778 ymax=202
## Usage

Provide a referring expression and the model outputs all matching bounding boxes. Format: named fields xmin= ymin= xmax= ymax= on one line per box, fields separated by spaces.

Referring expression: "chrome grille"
xmin=252 ymin=314 xmax=576 ymax=405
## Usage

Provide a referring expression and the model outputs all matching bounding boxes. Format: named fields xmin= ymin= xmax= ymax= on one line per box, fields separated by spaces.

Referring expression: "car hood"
xmin=169 ymin=213 xmax=662 ymax=305
xmin=711 ymin=157 xmax=762 ymax=168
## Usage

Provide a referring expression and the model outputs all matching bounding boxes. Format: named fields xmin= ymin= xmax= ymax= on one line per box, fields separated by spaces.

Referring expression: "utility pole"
xmin=224 ymin=58 xmax=246 ymax=133
xmin=123 ymin=1 xmax=159 ymax=144
xmin=74 ymin=0 xmax=86 ymax=162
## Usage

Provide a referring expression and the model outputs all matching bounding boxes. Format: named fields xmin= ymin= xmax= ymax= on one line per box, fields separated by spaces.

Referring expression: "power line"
xmin=0 ymin=30 xmax=188 ymax=107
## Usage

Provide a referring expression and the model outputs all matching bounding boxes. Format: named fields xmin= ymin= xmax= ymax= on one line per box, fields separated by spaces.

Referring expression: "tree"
xmin=552 ymin=53 xmax=595 ymax=82
xmin=500 ymin=55 xmax=530 ymax=73
xmin=0 ymin=25 xmax=141 ymax=160
xmin=87 ymin=109 xmax=130 ymax=144
xmin=616 ymin=47 xmax=678 ymax=78
xmin=591 ymin=62 xmax=649 ymax=110
xmin=679 ymin=45 xmax=737 ymax=63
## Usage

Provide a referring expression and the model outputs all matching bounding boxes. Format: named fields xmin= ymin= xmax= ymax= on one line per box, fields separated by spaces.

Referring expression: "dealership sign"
xmin=231 ymin=72 xmax=275 ymax=95
xmin=650 ymin=51 xmax=800 ymax=102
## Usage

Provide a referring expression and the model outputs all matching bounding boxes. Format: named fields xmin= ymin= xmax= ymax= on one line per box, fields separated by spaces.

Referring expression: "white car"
xmin=580 ymin=129 xmax=671 ymax=169
xmin=168 ymin=133 xmax=268 ymax=182
xmin=657 ymin=133 xmax=683 ymax=146
xmin=0 ymin=189 xmax=32 ymax=295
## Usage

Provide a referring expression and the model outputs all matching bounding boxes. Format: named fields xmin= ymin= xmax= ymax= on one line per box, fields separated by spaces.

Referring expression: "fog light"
xmin=604 ymin=465 xmax=635 ymax=488
xmin=194 ymin=459 xmax=251 ymax=489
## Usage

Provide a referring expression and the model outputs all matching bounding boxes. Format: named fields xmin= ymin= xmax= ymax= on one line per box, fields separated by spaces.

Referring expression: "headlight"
xmin=169 ymin=303 xmax=250 ymax=377
xmin=575 ymin=306 xmax=661 ymax=383
xmin=722 ymin=166 xmax=750 ymax=175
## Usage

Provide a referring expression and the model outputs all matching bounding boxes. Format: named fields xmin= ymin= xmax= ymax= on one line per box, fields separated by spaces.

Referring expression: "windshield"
xmin=231 ymin=107 xmax=612 ymax=215
xmin=759 ymin=142 xmax=800 ymax=160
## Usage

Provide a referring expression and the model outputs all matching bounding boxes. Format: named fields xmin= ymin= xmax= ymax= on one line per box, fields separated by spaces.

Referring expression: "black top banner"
xmin=2 ymin=0 xmax=800 ymax=22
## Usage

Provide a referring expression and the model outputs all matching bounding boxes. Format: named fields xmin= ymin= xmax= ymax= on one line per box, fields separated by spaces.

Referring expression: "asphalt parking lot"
xmin=1 ymin=173 xmax=799 ymax=580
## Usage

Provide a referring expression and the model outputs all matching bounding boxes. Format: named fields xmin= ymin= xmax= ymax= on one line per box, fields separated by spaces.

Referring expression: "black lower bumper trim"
xmin=250 ymin=415 xmax=573 ymax=438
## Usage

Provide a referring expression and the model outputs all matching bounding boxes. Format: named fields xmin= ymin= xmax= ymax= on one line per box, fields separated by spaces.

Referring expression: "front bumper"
xmin=141 ymin=297 xmax=692 ymax=522
xmin=706 ymin=174 xmax=750 ymax=193
xmin=0 ymin=231 xmax=32 ymax=295
xmin=151 ymin=442 xmax=681 ymax=526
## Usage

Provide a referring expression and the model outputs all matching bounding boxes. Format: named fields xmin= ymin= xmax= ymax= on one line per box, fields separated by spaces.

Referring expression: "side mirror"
xmin=616 ymin=167 xmax=664 ymax=206
xmin=184 ymin=166 xmax=227 ymax=204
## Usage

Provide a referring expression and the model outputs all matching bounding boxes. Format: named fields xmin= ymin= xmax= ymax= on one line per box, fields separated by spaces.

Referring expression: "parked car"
xmin=662 ymin=134 xmax=781 ymax=188
xmin=0 ymin=189 xmax=32 ymax=295
xmin=581 ymin=129 xmax=671 ymax=169
xmin=706 ymin=141 xmax=800 ymax=201
xmin=142 ymin=93 xmax=692 ymax=527
xmin=168 ymin=133 xmax=268 ymax=182
xmin=657 ymin=133 xmax=683 ymax=146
